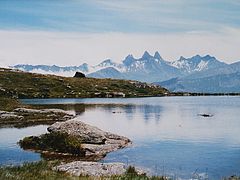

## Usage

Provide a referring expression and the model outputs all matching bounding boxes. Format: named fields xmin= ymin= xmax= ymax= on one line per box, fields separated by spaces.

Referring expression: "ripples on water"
xmin=1 ymin=96 xmax=239 ymax=179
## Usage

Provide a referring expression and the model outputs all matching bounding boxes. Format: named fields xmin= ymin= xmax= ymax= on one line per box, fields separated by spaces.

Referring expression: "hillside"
xmin=157 ymin=72 xmax=240 ymax=93
xmin=0 ymin=68 xmax=168 ymax=99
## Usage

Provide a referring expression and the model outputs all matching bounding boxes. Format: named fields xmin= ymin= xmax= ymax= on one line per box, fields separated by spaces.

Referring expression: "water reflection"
xmin=26 ymin=97 xmax=240 ymax=145
xmin=0 ymin=125 xmax=47 ymax=165
xmin=33 ymin=104 xmax=87 ymax=116
xmin=19 ymin=96 xmax=240 ymax=179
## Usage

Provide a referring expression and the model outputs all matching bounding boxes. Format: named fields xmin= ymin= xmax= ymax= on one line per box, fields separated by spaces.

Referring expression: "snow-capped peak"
xmin=97 ymin=59 xmax=115 ymax=67
xmin=170 ymin=54 xmax=224 ymax=73
xmin=93 ymin=59 xmax=125 ymax=73
xmin=123 ymin=54 xmax=135 ymax=66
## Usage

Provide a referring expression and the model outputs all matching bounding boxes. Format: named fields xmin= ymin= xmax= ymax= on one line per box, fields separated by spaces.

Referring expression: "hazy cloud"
xmin=0 ymin=29 xmax=239 ymax=67
xmin=0 ymin=1 xmax=239 ymax=66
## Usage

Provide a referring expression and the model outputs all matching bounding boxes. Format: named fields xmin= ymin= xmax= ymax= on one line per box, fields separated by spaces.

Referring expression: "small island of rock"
xmin=19 ymin=120 xmax=131 ymax=160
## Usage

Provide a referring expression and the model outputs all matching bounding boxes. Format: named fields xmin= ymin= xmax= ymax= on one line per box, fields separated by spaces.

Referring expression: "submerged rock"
xmin=198 ymin=113 xmax=214 ymax=117
xmin=47 ymin=120 xmax=131 ymax=159
xmin=55 ymin=161 xmax=144 ymax=176
xmin=14 ymin=108 xmax=74 ymax=116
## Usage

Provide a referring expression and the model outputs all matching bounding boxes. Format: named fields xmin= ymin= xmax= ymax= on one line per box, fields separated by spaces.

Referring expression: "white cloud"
xmin=0 ymin=29 xmax=239 ymax=67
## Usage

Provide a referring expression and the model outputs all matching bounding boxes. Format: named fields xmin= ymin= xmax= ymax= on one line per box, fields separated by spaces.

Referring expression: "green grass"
xmin=0 ymin=68 xmax=168 ymax=99
xmin=0 ymin=161 xmax=167 ymax=180
xmin=19 ymin=132 xmax=85 ymax=156
xmin=0 ymin=97 xmax=23 ymax=111
xmin=0 ymin=161 xmax=236 ymax=180
xmin=0 ymin=161 xmax=75 ymax=180
xmin=224 ymin=176 xmax=240 ymax=180
xmin=1 ymin=160 xmax=238 ymax=180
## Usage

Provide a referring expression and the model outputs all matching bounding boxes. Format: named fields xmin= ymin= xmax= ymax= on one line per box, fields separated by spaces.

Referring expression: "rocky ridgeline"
xmin=48 ymin=120 xmax=131 ymax=159
xmin=55 ymin=161 xmax=145 ymax=177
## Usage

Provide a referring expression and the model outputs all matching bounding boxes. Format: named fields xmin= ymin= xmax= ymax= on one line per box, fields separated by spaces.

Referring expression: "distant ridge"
xmin=12 ymin=51 xmax=240 ymax=93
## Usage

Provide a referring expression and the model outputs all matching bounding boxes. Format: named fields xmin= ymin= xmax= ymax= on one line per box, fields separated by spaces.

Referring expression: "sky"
xmin=0 ymin=0 xmax=239 ymax=66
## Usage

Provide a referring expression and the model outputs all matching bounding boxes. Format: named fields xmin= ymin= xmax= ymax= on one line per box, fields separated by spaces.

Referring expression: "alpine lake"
xmin=0 ymin=96 xmax=240 ymax=180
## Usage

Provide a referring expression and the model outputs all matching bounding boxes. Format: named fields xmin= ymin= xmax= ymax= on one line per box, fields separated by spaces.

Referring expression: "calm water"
xmin=0 ymin=125 xmax=47 ymax=165
xmin=1 ymin=96 xmax=240 ymax=179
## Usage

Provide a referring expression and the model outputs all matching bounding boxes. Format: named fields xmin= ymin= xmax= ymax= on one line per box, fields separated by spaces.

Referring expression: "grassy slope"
xmin=0 ymin=68 xmax=168 ymax=99
xmin=0 ymin=97 xmax=22 ymax=111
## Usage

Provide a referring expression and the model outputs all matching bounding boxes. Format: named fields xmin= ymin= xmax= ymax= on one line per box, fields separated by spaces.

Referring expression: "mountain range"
xmin=12 ymin=51 xmax=240 ymax=93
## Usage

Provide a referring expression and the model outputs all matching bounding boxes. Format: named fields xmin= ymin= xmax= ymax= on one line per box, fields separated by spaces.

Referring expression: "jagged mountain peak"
xmin=94 ymin=59 xmax=124 ymax=73
xmin=179 ymin=56 xmax=186 ymax=61
xmin=203 ymin=55 xmax=215 ymax=60
xmin=123 ymin=54 xmax=135 ymax=66
xmin=190 ymin=54 xmax=216 ymax=61
xmin=142 ymin=51 xmax=152 ymax=59
xmin=125 ymin=54 xmax=134 ymax=59
xmin=171 ymin=54 xmax=227 ymax=73
xmin=154 ymin=51 xmax=163 ymax=60
xmin=99 ymin=59 xmax=114 ymax=65
xmin=96 ymin=59 xmax=120 ymax=69
xmin=177 ymin=54 xmax=217 ymax=63
xmin=192 ymin=54 xmax=201 ymax=59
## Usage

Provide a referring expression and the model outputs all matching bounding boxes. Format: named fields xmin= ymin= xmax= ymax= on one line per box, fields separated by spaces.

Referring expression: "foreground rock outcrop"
xmin=55 ymin=161 xmax=145 ymax=176
xmin=20 ymin=120 xmax=131 ymax=160
xmin=47 ymin=120 xmax=131 ymax=159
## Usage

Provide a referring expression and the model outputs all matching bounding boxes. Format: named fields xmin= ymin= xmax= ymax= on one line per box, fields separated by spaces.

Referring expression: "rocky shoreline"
xmin=0 ymin=105 xmax=143 ymax=177
xmin=0 ymin=107 xmax=75 ymax=128
xmin=18 ymin=118 xmax=135 ymax=176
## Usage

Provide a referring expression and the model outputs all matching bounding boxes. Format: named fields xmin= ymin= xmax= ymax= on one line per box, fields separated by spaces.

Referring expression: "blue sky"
xmin=0 ymin=0 xmax=240 ymax=33
xmin=0 ymin=0 xmax=239 ymax=66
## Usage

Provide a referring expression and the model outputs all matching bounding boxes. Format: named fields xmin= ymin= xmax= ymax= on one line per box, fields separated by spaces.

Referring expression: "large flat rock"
xmin=47 ymin=120 xmax=131 ymax=159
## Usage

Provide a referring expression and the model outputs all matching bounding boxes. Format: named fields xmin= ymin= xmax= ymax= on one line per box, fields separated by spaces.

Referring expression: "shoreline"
xmin=0 ymin=96 xmax=240 ymax=178
xmin=17 ymin=117 xmax=134 ymax=176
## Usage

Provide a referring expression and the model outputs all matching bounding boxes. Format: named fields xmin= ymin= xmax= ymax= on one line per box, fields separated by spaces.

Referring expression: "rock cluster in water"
xmin=0 ymin=108 xmax=75 ymax=127
xmin=0 ymin=110 xmax=23 ymax=120
xmin=48 ymin=120 xmax=131 ymax=159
